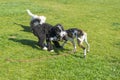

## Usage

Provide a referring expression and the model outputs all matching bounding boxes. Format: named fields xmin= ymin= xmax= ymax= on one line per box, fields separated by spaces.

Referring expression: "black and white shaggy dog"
xmin=30 ymin=18 xmax=63 ymax=52
xmin=27 ymin=9 xmax=46 ymax=24
xmin=59 ymin=28 xmax=90 ymax=57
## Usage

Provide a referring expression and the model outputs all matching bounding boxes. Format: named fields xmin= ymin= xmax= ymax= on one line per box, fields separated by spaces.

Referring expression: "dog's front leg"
xmin=61 ymin=40 xmax=67 ymax=48
xmin=68 ymin=38 xmax=76 ymax=53
xmin=52 ymin=41 xmax=62 ymax=48
xmin=71 ymin=40 xmax=76 ymax=53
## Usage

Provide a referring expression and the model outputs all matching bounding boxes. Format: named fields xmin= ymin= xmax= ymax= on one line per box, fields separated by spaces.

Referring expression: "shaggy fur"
xmin=30 ymin=19 xmax=62 ymax=51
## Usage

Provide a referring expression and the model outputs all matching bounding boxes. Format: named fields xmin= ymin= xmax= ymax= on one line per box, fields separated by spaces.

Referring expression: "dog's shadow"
xmin=9 ymin=38 xmax=85 ymax=58
xmin=14 ymin=23 xmax=31 ymax=33
xmin=53 ymin=46 xmax=70 ymax=55
xmin=71 ymin=53 xmax=85 ymax=58
xmin=9 ymin=38 xmax=40 ymax=50
xmin=9 ymin=38 xmax=70 ymax=52
xmin=51 ymin=47 xmax=84 ymax=58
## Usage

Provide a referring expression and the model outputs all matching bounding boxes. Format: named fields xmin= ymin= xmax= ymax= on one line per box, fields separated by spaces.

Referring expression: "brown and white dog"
xmin=59 ymin=28 xmax=90 ymax=57
xmin=26 ymin=9 xmax=46 ymax=24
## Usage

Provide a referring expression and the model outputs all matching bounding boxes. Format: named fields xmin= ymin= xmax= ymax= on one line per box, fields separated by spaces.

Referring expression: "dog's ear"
xmin=59 ymin=24 xmax=64 ymax=30
xmin=77 ymin=30 xmax=84 ymax=37
xmin=55 ymin=24 xmax=64 ymax=31
xmin=60 ymin=24 xmax=64 ymax=31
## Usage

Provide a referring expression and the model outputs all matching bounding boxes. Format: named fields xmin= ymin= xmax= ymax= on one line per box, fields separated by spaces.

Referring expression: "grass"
xmin=0 ymin=0 xmax=120 ymax=80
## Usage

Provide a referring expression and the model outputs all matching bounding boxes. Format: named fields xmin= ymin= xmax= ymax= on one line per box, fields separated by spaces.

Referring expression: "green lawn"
xmin=0 ymin=0 xmax=120 ymax=80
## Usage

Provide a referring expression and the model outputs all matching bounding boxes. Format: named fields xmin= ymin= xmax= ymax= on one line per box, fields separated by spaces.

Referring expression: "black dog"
xmin=46 ymin=23 xmax=64 ymax=51
xmin=30 ymin=18 xmax=63 ymax=52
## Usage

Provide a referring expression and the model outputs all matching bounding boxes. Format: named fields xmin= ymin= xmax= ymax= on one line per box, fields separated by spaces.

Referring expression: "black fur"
xmin=30 ymin=18 xmax=62 ymax=51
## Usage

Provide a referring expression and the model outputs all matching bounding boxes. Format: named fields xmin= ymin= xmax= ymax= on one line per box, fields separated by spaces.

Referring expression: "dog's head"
xmin=53 ymin=24 xmax=67 ymax=40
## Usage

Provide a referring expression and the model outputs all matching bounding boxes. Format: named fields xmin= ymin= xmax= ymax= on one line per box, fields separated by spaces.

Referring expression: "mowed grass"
xmin=0 ymin=0 xmax=120 ymax=80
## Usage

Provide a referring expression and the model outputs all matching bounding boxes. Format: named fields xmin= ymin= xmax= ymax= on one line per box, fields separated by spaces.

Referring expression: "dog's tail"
xmin=26 ymin=9 xmax=37 ymax=18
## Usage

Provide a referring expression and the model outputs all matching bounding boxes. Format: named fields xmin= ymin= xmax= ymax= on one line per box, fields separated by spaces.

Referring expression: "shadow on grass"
xmin=51 ymin=47 xmax=85 ymax=58
xmin=9 ymin=38 xmax=40 ymax=50
xmin=9 ymin=36 xmax=83 ymax=58
xmin=9 ymin=38 xmax=70 ymax=53
xmin=112 ymin=22 xmax=120 ymax=31
xmin=115 ymin=42 xmax=120 ymax=46
xmin=114 ymin=41 xmax=120 ymax=49
xmin=52 ymin=46 xmax=70 ymax=55
xmin=69 ymin=52 xmax=85 ymax=58
xmin=14 ymin=23 xmax=31 ymax=33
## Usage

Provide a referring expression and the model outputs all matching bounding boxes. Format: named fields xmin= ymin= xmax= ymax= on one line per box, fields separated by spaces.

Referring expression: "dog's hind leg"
xmin=38 ymin=35 xmax=47 ymax=50
xmin=77 ymin=37 xmax=86 ymax=58
xmin=84 ymin=33 xmax=90 ymax=52
xmin=38 ymin=40 xmax=47 ymax=50
xmin=46 ymin=38 xmax=54 ymax=52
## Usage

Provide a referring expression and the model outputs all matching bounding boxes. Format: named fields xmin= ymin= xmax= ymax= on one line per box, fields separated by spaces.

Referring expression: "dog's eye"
xmin=57 ymin=32 xmax=59 ymax=34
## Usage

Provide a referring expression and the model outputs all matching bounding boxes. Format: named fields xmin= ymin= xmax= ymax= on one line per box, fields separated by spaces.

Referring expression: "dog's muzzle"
xmin=59 ymin=31 xmax=66 ymax=40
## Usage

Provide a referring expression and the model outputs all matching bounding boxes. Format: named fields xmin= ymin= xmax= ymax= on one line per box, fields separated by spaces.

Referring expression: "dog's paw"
xmin=87 ymin=50 xmax=90 ymax=53
xmin=83 ymin=55 xmax=86 ymax=58
xmin=43 ymin=47 xmax=48 ymax=51
xmin=50 ymin=50 xmax=54 ymax=52
xmin=72 ymin=50 xmax=76 ymax=53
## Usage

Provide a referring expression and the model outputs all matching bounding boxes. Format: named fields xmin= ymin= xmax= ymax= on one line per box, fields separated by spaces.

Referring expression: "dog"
xmin=46 ymin=24 xmax=65 ymax=51
xmin=30 ymin=18 xmax=63 ymax=52
xmin=59 ymin=28 xmax=90 ymax=58
xmin=26 ymin=9 xmax=46 ymax=24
